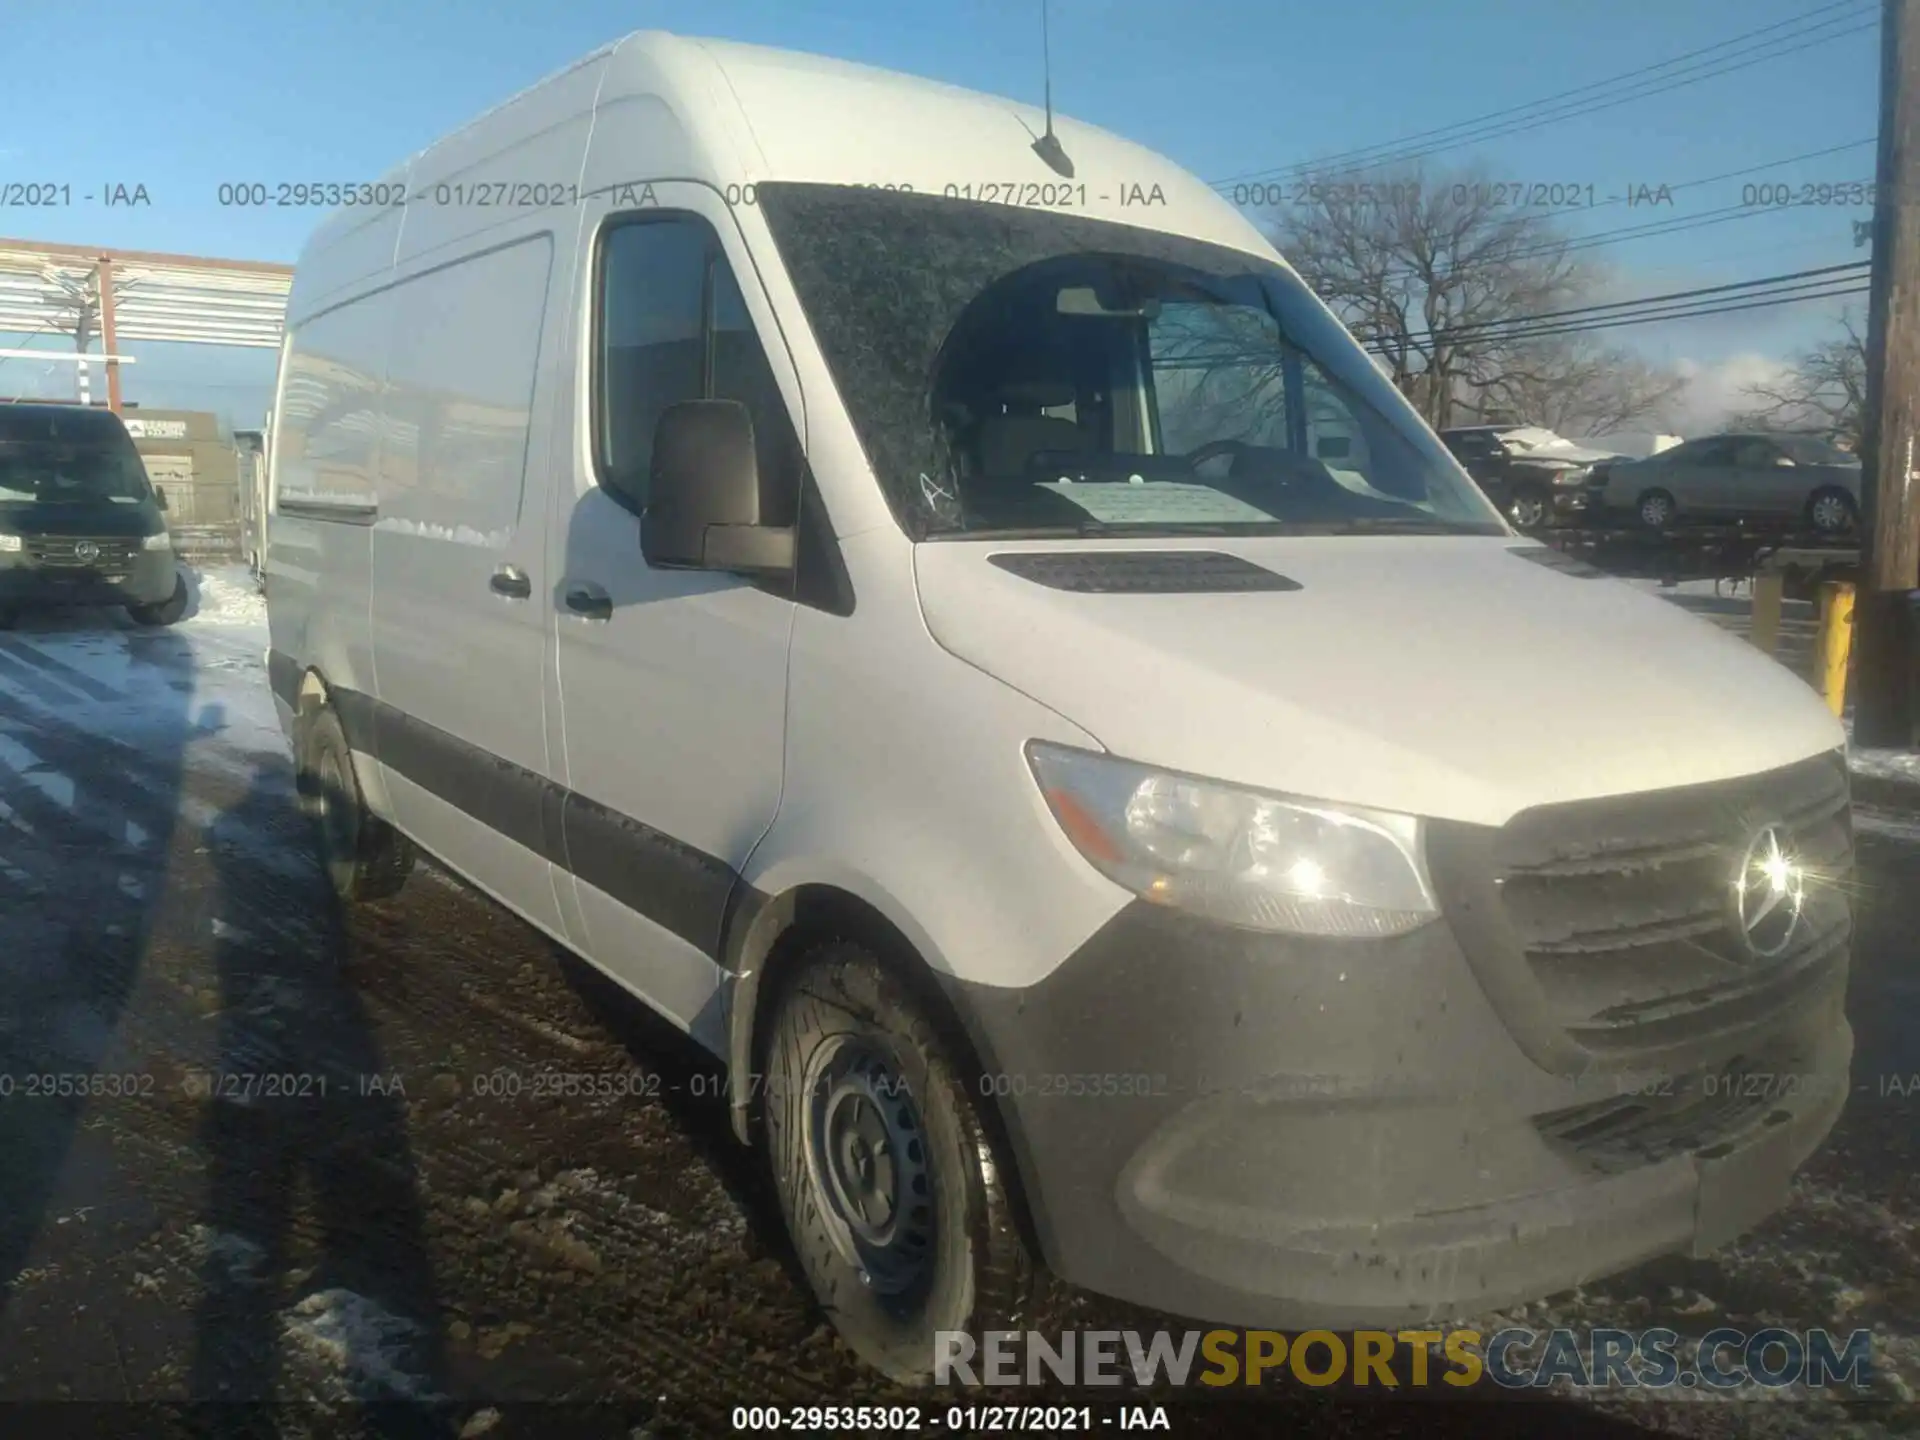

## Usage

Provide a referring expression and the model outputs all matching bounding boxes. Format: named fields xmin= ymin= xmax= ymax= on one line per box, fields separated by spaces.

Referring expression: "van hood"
xmin=913 ymin=537 xmax=1844 ymax=827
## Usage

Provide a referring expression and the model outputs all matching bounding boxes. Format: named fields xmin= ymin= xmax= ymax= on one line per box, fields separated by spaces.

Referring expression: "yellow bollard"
xmin=1750 ymin=569 xmax=1785 ymax=655
xmin=1817 ymin=581 xmax=1855 ymax=716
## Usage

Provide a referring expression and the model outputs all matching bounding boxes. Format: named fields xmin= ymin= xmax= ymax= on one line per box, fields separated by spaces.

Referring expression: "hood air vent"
xmin=987 ymin=550 xmax=1303 ymax=594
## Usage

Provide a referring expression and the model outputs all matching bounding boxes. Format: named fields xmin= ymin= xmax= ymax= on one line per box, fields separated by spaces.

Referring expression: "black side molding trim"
xmin=564 ymin=790 xmax=738 ymax=961
xmin=316 ymin=681 xmax=747 ymax=963
xmin=276 ymin=498 xmax=380 ymax=526
xmin=266 ymin=648 xmax=302 ymax=710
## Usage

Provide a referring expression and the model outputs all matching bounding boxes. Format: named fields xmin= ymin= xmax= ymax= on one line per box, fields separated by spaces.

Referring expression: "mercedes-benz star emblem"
xmin=1733 ymin=824 xmax=1806 ymax=959
xmin=74 ymin=541 xmax=100 ymax=563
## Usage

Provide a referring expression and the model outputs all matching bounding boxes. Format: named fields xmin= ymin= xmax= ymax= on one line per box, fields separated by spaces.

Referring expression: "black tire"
xmin=295 ymin=701 xmax=415 ymax=903
xmin=762 ymin=942 xmax=1039 ymax=1383
xmin=127 ymin=573 xmax=189 ymax=627
xmin=1806 ymin=487 xmax=1856 ymax=536
xmin=1636 ymin=489 xmax=1676 ymax=529
xmin=1506 ymin=484 xmax=1551 ymax=529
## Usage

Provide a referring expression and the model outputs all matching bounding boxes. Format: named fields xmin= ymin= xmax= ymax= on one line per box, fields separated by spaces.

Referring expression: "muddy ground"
xmin=0 ymin=570 xmax=1913 ymax=1439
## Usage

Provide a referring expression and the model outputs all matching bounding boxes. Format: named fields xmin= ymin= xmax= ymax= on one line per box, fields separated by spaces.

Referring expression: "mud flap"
xmin=1689 ymin=1111 xmax=1799 ymax=1256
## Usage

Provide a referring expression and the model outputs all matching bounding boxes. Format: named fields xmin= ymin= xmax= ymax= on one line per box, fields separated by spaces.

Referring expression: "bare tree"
xmin=1262 ymin=164 xmax=1688 ymax=435
xmin=1470 ymin=333 xmax=1689 ymax=435
xmin=1727 ymin=312 xmax=1867 ymax=447
xmin=1269 ymin=164 xmax=1596 ymax=429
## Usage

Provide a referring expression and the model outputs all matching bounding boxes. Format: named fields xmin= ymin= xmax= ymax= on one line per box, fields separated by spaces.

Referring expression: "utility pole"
xmin=96 ymin=257 xmax=123 ymax=414
xmin=1853 ymin=0 xmax=1920 ymax=749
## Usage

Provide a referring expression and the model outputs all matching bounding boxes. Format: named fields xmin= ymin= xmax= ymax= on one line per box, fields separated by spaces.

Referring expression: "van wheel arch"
xmin=728 ymin=884 xmax=1051 ymax=1271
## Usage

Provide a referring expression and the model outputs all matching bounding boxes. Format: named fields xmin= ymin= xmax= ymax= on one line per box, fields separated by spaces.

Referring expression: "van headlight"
xmin=0 ymin=533 xmax=20 ymax=553
xmin=142 ymin=531 xmax=172 ymax=550
xmin=1025 ymin=741 xmax=1439 ymax=937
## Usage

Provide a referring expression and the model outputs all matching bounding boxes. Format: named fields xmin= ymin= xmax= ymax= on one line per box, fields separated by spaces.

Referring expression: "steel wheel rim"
xmin=317 ymin=744 xmax=355 ymax=867
xmin=1641 ymin=496 xmax=1670 ymax=526
xmin=1511 ymin=496 xmax=1545 ymax=527
xmin=1812 ymin=495 xmax=1848 ymax=531
xmin=801 ymin=1034 xmax=935 ymax=1297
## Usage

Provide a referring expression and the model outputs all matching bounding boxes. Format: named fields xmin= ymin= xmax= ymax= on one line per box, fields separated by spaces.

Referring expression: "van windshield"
xmin=755 ymin=183 xmax=1505 ymax=539
xmin=0 ymin=410 xmax=154 ymax=508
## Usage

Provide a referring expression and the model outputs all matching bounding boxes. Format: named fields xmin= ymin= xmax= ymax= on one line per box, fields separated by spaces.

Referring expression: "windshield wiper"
xmin=934 ymin=516 xmax=1503 ymax=540
xmin=1306 ymin=516 xmax=1507 ymax=536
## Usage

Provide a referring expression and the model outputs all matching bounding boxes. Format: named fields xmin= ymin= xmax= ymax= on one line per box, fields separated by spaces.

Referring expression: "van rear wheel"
xmin=761 ymin=942 xmax=1040 ymax=1383
xmin=295 ymin=702 xmax=416 ymax=903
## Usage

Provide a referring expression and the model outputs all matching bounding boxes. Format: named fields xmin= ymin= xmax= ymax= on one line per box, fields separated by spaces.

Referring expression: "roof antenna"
xmin=1029 ymin=0 xmax=1075 ymax=178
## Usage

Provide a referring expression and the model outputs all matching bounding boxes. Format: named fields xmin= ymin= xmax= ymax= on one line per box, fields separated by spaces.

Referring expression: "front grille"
xmin=1534 ymin=1053 xmax=1794 ymax=1174
xmin=27 ymin=536 xmax=142 ymax=569
xmin=1494 ymin=753 xmax=1852 ymax=1054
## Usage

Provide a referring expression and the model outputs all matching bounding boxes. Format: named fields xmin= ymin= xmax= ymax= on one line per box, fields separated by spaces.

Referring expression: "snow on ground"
xmin=0 ymin=563 xmax=283 ymax=769
xmin=1847 ymin=720 xmax=1920 ymax=788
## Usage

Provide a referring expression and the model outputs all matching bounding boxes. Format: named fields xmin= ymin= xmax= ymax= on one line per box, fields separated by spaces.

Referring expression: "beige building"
xmin=122 ymin=408 xmax=240 ymax=525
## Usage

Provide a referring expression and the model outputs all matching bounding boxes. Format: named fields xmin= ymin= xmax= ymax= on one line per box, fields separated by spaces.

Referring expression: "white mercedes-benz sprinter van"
xmin=264 ymin=31 xmax=1855 ymax=1381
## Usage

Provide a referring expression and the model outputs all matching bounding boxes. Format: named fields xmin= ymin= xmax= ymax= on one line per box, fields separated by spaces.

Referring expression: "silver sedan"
xmin=1593 ymin=432 xmax=1860 ymax=534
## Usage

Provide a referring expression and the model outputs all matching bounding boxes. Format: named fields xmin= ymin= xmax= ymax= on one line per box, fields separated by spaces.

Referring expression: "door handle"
xmin=563 ymin=581 xmax=612 ymax=621
xmin=490 ymin=565 xmax=532 ymax=600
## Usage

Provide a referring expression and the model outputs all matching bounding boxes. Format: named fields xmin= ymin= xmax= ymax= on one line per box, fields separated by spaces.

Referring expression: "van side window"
xmin=1148 ymin=302 xmax=1289 ymax=458
xmin=595 ymin=216 xmax=802 ymax=527
xmin=710 ymin=262 xmax=802 ymax=527
xmin=597 ymin=219 xmax=708 ymax=503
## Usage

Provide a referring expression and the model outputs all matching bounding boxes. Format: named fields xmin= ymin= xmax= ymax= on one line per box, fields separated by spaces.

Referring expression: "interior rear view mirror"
xmin=641 ymin=399 xmax=795 ymax=577
xmin=1057 ymin=286 xmax=1162 ymax=319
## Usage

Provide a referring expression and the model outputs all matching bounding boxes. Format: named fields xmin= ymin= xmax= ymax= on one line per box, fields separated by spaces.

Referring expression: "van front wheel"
xmin=127 ymin=574 xmax=189 ymax=627
xmin=762 ymin=942 xmax=1040 ymax=1383
xmin=295 ymin=702 xmax=416 ymax=903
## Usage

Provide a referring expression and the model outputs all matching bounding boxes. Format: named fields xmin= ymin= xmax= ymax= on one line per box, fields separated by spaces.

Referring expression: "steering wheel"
xmin=1184 ymin=439 xmax=1249 ymax=470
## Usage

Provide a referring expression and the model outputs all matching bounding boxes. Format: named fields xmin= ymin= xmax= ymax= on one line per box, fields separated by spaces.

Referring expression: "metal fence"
xmin=169 ymin=522 xmax=242 ymax=564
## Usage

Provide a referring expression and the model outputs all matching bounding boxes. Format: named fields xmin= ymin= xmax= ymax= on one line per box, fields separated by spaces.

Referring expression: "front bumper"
xmin=946 ymin=757 xmax=1854 ymax=1327
xmin=0 ymin=548 xmax=177 ymax=608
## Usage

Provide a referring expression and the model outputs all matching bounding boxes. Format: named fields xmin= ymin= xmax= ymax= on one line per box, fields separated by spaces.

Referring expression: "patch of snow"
xmin=0 ymin=733 xmax=75 ymax=810
xmin=189 ymin=1225 xmax=268 ymax=1284
xmin=1854 ymin=807 xmax=1920 ymax=843
xmin=370 ymin=517 xmax=511 ymax=547
xmin=188 ymin=566 xmax=268 ymax=629
xmin=1850 ymin=745 xmax=1920 ymax=785
xmin=276 ymin=489 xmax=377 ymax=508
xmin=281 ymin=1288 xmax=442 ymax=1403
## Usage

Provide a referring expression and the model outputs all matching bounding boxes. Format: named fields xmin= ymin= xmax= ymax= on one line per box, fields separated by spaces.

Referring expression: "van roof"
xmin=291 ymin=30 xmax=1277 ymax=310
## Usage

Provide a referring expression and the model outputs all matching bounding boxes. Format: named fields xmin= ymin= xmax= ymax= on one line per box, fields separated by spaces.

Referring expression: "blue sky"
xmin=0 ymin=0 xmax=1882 ymax=431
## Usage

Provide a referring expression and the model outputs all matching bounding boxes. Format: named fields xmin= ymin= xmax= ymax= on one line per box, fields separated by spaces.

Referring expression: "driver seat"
xmin=966 ymin=380 xmax=1086 ymax=482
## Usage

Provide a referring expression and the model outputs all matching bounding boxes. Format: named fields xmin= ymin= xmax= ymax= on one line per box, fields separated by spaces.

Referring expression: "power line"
xmin=1211 ymin=1 xmax=1878 ymax=186
xmin=1358 ymin=263 xmax=1870 ymax=352
xmin=1417 ymin=282 xmax=1868 ymax=346
xmin=1278 ymin=139 xmax=1877 ymax=286
xmin=1215 ymin=0 xmax=1868 ymax=183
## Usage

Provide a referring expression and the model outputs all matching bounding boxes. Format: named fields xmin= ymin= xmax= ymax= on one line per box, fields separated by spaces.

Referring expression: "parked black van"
xmin=0 ymin=404 xmax=188 ymax=628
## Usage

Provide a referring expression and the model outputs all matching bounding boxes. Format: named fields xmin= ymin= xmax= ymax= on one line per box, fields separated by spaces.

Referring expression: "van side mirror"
xmin=641 ymin=399 xmax=795 ymax=576
xmin=154 ymin=487 xmax=169 ymax=511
